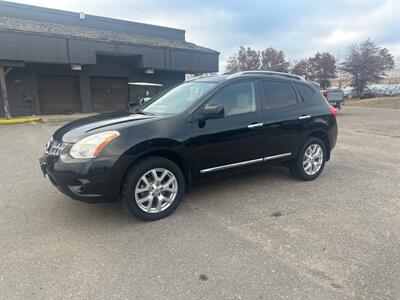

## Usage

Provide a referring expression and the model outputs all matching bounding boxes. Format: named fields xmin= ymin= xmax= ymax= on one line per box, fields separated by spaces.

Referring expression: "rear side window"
xmin=294 ymin=83 xmax=315 ymax=101
xmin=261 ymin=81 xmax=298 ymax=110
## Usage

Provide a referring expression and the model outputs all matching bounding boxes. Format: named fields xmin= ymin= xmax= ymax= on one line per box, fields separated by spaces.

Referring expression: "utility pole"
xmin=0 ymin=67 xmax=11 ymax=119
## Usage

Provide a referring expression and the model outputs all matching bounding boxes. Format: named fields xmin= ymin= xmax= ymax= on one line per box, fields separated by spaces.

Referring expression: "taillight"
xmin=323 ymin=90 xmax=328 ymax=99
xmin=327 ymin=104 xmax=337 ymax=118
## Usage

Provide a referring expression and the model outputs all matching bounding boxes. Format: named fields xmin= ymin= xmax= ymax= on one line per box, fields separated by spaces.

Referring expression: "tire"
xmin=121 ymin=157 xmax=185 ymax=221
xmin=290 ymin=137 xmax=327 ymax=181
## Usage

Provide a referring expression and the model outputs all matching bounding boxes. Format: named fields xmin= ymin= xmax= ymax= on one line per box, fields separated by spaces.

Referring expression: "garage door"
xmin=37 ymin=76 xmax=81 ymax=115
xmin=91 ymin=77 xmax=129 ymax=112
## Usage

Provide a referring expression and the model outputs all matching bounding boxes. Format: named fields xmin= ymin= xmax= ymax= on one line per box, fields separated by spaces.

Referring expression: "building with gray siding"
xmin=0 ymin=1 xmax=219 ymax=117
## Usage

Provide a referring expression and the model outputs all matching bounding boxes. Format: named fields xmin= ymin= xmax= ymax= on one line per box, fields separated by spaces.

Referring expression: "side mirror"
xmin=201 ymin=104 xmax=224 ymax=120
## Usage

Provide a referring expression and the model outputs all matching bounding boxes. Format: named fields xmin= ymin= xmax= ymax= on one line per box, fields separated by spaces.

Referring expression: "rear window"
xmin=261 ymin=81 xmax=298 ymax=109
xmin=294 ymin=83 xmax=315 ymax=101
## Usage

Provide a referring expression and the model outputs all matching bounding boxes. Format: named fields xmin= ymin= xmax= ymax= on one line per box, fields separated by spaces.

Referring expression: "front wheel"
xmin=121 ymin=157 xmax=185 ymax=221
xmin=290 ymin=137 xmax=327 ymax=181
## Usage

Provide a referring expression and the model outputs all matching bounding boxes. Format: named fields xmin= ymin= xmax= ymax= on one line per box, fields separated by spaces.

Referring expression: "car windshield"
xmin=142 ymin=82 xmax=217 ymax=115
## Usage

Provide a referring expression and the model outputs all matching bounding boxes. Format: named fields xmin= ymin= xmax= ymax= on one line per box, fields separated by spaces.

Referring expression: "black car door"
xmin=259 ymin=79 xmax=309 ymax=160
xmin=190 ymin=80 xmax=265 ymax=174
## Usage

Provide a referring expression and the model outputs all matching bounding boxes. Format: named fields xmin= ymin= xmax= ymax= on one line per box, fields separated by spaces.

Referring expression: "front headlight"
xmin=69 ymin=131 xmax=120 ymax=159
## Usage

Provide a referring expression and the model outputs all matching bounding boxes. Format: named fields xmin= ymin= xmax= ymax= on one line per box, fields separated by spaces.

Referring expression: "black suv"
xmin=40 ymin=71 xmax=338 ymax=221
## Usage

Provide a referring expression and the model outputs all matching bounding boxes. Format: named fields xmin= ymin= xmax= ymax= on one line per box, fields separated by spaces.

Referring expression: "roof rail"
xmin=227 ymin=71 xmax=306 ymax=81
xmin=185 ymin=74 xmax=215 ymax=82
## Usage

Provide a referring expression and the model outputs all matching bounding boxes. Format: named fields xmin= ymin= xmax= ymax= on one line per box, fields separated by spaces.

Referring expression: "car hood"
xmin=53 ymin=111 xmax=158 ymax=143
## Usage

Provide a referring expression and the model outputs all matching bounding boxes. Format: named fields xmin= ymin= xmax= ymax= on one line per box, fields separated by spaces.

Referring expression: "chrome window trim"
xmin=200 ymin=152 xmax=292 ymax=174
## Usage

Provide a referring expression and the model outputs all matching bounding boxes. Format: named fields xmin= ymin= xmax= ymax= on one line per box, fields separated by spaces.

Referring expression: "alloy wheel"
xmin=303 ymin=144 xmax=324 ymax=176
xmin=135 ymin=168 xmax=178 ymax=213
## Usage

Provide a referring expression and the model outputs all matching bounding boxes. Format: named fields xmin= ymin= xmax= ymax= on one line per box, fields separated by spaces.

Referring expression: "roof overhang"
xmin=0 ymin=60 xmax=25 ymax=67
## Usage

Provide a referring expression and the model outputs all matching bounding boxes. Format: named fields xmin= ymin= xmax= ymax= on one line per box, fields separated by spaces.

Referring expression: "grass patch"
xmin=346 ymin=97 xmax=400 ymax=109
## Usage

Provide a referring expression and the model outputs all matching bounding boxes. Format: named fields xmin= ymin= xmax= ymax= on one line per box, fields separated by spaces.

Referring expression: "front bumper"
xmin=39 ymin=148 xmax=123 ymax=203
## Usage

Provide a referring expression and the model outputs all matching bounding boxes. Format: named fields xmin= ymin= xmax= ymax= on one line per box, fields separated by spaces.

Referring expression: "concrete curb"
xmin=0 ymin=116 xmax=41 ymax=124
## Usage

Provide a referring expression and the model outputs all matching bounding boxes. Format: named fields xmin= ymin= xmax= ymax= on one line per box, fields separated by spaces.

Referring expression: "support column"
xmin=79 ymin=72 xmax=92 ymax=113
xmin=0 ymin=67 xmax=11 ymax=119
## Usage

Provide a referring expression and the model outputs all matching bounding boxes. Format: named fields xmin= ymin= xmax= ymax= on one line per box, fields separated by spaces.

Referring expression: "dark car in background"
xmin=40 ymin=71 xmax=338 ymax=221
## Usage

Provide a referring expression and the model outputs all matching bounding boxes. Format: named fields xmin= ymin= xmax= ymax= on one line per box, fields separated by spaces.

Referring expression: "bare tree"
xmin=225 ymin=54 xmax=240 ymax=74
xmin=225 ymin=46 xmax=260 ymax=74
xmin=341 ymin=39 xmax=395 ymax=96
xmin=260 ymin=48 xmax=290 ymax=72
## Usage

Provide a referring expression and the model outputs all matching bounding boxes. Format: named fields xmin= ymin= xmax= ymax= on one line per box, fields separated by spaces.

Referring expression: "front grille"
xmin=45 ymin=137 xmax=66 ymax=156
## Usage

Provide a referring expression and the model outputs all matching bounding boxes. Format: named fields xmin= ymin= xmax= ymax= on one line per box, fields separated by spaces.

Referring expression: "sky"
xmin=9 ymin=0 xmax=400 ymax=72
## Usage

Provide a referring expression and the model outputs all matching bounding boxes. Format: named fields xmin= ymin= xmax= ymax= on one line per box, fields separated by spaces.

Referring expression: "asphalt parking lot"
xmin=0 ymin=106 xmax=399 ymax=299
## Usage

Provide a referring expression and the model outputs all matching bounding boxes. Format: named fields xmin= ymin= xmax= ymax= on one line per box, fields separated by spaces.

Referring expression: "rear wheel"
xmin=122 ymin=157 xmax=185 ymax=221
xmin=290 ymin=137 xmax=326 ymax=181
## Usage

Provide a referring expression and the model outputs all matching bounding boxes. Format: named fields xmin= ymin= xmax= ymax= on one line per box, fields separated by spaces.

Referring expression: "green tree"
xmin=341 ymin=39 xmax=395 ymax=95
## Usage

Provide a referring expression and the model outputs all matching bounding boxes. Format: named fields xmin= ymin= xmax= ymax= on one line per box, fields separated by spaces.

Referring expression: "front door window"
xmin=206 ymin=81 xmax=256 ymax=116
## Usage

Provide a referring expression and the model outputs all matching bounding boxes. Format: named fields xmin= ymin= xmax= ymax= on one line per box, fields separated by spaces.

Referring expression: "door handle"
xmin=248 ymin=122 xmax=263 ymax=129
xmin=299 ymin=115 xmax=311 ymax=120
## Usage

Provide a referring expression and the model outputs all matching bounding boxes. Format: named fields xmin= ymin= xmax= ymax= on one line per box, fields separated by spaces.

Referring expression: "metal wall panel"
xmin=68 ymin=39 xmax=166 ymax=68
xmin=170 ymin=50 xmax=219 ymax=73
xmin=0 ymin=32 xmax=68 ymax=63
xmin=0 ymin=31 xmax=219 ymax=73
